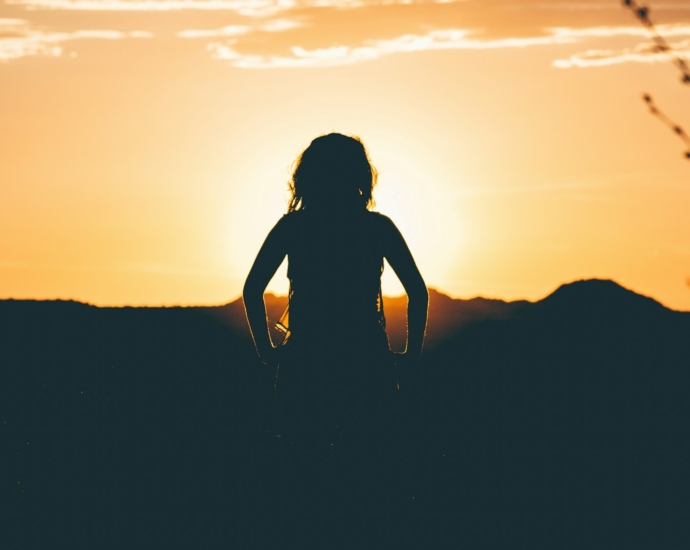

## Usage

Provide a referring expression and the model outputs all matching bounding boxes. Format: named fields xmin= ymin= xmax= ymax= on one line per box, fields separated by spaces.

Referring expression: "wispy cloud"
xmin=130 ymin=30 xmax=154 ymax=37
xmin=5 ymin=0 xmax=286 ymax=14
xmin=259 ymin=18 xmax=303 ymax=32
xmin=178 ymin=25 xmax=251 ymax=38
xmin=5 ymin=0 xmax=462 ymax=16
xmin=549 ymin=24 xmax=690 ymax=68
xmin=531 ymin=2 xmax=621 ymax=11
xmin=0 ymin=19 xmax=152 ymax=61
xmin=178 ymin=19 xmax=302 ymax=38
xmin=0 ymin=17 xmax=27 ymax=29
xmin=194 ymin=22 xmax=690 ymax=69
xmin=5 ymin=2 xmax=689 ymax=70
xmin=208 ymin=28 xmax=577 ymax=68
xmin=532 ymin=1 xmax=690 ymax=11
xmin=0 ymin=260 xmax=217 ymax=276
xmin=554 ymin=38 xmax=690 ymax=68
xmin=549 ymin=24 xmax=690 ymax=39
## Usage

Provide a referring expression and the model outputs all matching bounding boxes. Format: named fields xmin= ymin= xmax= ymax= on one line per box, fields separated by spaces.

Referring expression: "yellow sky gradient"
xmin=1 ymin=0 xmax=689 ymax=309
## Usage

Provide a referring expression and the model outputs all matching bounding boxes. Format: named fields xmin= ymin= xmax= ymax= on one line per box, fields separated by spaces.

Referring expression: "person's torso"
xmin=284 ymin=209 xmax=386 ymax=342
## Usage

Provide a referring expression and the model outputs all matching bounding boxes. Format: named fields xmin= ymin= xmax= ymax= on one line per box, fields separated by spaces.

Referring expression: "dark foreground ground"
xmin=1 ymin=279 xmax=690 ymax=549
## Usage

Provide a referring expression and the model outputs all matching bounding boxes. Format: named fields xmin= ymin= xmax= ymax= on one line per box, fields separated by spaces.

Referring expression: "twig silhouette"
xmin=642 ymin=95 xmax=690 ymax=159
xmin=622 ymin=0 xmax=690 ymax=84
xmin=622 ymin=0 xmax=690 ymax=159
xmin=622 ymin=2 xmax=690 ymax=291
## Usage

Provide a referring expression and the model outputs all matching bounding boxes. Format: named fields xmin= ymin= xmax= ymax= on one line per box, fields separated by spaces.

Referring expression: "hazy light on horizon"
xmin=1 ymin=0 xmax=689 ymax=309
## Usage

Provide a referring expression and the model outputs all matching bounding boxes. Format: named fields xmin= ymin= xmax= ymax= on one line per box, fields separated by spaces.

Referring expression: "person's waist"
xmin=289 ymin=294 xmax=379 ymax=310
xmin=289 ymin=306 xmax=381 ymax=325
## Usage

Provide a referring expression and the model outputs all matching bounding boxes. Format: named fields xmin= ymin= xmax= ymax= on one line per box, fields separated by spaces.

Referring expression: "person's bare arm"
xmin=243 ymin=218 xmax=288 ymax=364
xmin=382 ymin=216 xmax=429 ymax=357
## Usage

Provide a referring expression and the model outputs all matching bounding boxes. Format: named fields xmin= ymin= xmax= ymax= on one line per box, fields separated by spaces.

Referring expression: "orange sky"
xmin=1 ymin=0 xmax=689 ymax=309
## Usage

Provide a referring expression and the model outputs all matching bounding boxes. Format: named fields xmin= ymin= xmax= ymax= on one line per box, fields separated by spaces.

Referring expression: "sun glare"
xmin=374 ymin=148 xmax=469 ymax=298
xmin=219 ymin=132 xmax=470 ymax=300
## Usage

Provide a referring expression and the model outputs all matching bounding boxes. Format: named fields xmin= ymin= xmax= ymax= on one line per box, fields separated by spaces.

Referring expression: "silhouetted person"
xmin=243 ymin=133 xmax=428 ymax=509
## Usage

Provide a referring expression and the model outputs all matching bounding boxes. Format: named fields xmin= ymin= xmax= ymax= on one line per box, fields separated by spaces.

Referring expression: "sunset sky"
xmin=1 ymin=0 xmax=689 ymax=309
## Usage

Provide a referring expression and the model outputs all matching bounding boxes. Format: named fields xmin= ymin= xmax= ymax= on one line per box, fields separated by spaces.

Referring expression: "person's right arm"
xmin=381 ymin=216 xmax=429 ymax=357
xmin=243 ymin=217 xmax=289 ymax=366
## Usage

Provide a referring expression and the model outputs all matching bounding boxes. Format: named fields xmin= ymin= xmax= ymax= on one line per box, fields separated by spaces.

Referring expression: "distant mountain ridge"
xmin=1 ymin=278 xmax=684 ymax=351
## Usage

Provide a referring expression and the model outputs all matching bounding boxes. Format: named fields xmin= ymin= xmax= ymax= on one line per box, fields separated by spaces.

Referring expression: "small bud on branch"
xmin=622 ymin=0 xmax=690 ymax=83
xmin=623 ymin=1 xmax=690 ymax=160
xmin=641 ymin=94 xmax=690 ymax=159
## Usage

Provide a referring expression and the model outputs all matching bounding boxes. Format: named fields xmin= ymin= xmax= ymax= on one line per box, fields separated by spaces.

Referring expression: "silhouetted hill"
xmin=1 ymin=279 xmax=689 ymax=547
xmin=208 ymin=279 xmax=680 ymax=350
xmin=535 ymin=278 xmax=670 ymax=317
xmin=384 ymin=288 xmax=530 ymax=350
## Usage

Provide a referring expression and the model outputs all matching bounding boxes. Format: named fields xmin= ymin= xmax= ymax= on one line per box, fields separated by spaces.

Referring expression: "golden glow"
xmin=1 ymin=1 xmax=689 ymax=309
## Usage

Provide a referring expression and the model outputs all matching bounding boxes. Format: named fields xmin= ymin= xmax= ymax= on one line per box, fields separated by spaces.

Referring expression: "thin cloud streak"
xmin=0 ymin=260 xmax=219 ymax=276
xmin=259 ymin=18 xmax=303 ymax=32
xmin=549 ymin=24 xmax=690 ymax=38
xmin=533 ymin=2 xmax=690 ymax=11
xmin=550 ymin=24 xmax=690 ymax=69
xmin=0 ymin=19 xmax=152 ymax=61
xmin=178 ymin=25 xmax=250 ymax=38
xmin=5 ymin=0 xmax=463 ymax=15
xmin=5 ymin=0 xmax=288 ymax=14
xmin=178 ymin=19 xmax=302 ymax=38
xmin=532 ymin=2 xmax=621 ymax=11
xmin=209 ymin=28 xmax=577 ymax=68
xmin=554 ymin=38 xmax=690 ymax=68
xmin=0 ymin=17 xmax=26 ymax=26
xmin=202 ymin=24 xmax=690 ymax=69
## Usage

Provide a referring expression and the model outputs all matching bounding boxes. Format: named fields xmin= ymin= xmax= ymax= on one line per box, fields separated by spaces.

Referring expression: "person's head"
xmin=288 ymin=133 xmax=378 ymax=213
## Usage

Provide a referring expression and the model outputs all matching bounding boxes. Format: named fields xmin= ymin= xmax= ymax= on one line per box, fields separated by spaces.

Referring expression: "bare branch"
xmin=622 ymin=0 xmax=690 ymax=84
xmin=623 ymin=1 xmax=690 ymax=159
xmin=642 ymin=94 xmax=690 ymax=159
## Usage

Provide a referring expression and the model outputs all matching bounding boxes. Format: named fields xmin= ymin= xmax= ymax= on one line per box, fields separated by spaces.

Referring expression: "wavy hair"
xmin=288 ymin=133 xmax=378 ymax=213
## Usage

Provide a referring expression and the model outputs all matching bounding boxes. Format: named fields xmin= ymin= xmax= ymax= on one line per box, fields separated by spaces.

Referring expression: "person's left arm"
xmin=243 ymin=217 xmax=288 ymax=365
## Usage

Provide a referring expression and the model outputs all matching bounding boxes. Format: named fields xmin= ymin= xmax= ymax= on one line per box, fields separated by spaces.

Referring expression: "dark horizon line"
xmin=0 ymin=278 xmax=687 ymax=313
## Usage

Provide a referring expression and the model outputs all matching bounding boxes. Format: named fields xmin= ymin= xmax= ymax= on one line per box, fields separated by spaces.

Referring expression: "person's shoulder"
xmin=276 ymin=210 xmax=303 ymax=228
xmin=266 ymin=212 xmax=299 ymax=242
xmin=366 ymin=210 xmax=391 ymax=223
xmin=366 ymin=211 xmax=396 ymax=231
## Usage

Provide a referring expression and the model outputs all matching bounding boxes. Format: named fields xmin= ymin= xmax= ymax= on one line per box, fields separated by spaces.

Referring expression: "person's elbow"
xmin=408 ymin=280 xmax=428 ymax=306
xmin=242 ymin=276 xmax=264 ymax=303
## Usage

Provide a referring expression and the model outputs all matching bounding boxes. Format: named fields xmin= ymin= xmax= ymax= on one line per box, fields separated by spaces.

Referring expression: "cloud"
xmin=0 ymin=260 xmax=217 ymax=276
xmin=0 ymin=18 xmax=27 ymax=27
xmin=5 ymin=2 xmax=689 ymax=70
xmin=178 ymin=19 xmax=302 ymax=38
xmin=5 ymin=0 xmax=285 ymax=14
xmin=531 ymin=2 xmax=621 ymax=11
xmin=207 ymin=28 xmax=578 ymax=68
xmin=5 ymin=0 xmax=463 ymax=16
xmin=550 ymin=24 xmax=690 ymax=39
xmin=130 ymin=30 xmax=154 ymax=37
xmin=259 ymin=18 xmax=303 ymax=32
xmin=531 ymin=0 xmax=690 ymax=10
xmin=550 ymin=25 xmax=690 ymax=67
xmin=178 ymin=25 xmax=251 ymax=38
xmin=0 ymin=18 xmax=152 ymax=61
xmin=553 ymin=44 xmax=690 ymax=68
xmin=554 ymin=37 xmax=690 ymax=68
